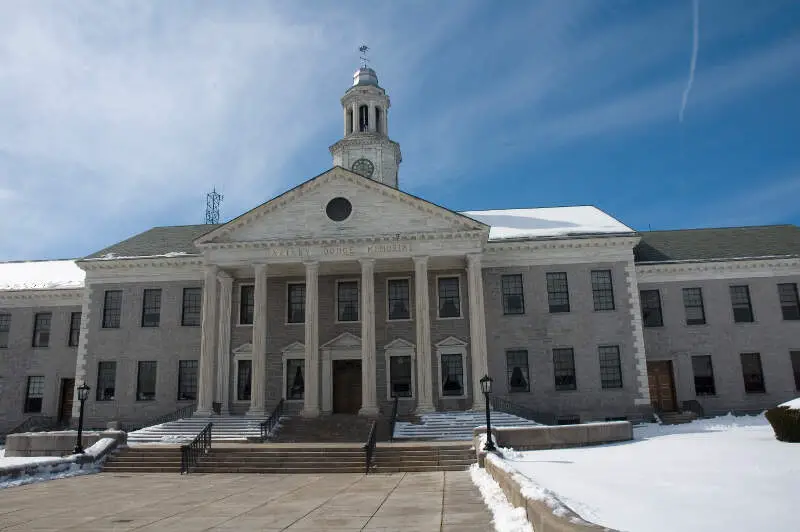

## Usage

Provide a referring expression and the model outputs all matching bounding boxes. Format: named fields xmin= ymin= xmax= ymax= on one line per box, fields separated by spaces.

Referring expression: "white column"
xmin=247 ymin=263 xmax=268 ymax=417
xmin=352 ymin=102 xmax=359 ymax=132
xmin=195 ymin=264 xmax=219 ymax=416
xmin=414 ymin=256 xmax=435 ymax=413
xmin=343 ymin=106 xmax=350 ymax=136
xmin=383 ymin=107 xmax=389 ymax=135
xmin=215 ymin=272 xmax=233 ymax=415
xmin=368 ymin=104 xmax=376 ymax=133
xmin=303 ymin=261 xmax=321 ymax=417
xmin=467 ymin=254 xmax=489 ymax=411
xmin=359 ymin=258 xmax=379 ymax=416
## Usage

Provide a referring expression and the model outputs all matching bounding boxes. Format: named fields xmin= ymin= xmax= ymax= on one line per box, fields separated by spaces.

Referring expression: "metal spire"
xmin=359 ymin=44 xmax=370 ymax=68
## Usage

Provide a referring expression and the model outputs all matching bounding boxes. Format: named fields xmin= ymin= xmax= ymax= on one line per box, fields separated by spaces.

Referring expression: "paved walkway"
xmin=0 ymin=471 xmax=494 ymax=531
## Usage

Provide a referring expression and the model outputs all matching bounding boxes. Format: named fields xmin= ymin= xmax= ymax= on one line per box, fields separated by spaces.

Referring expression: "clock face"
xmin=351 ymin=158 xmax=375 ymax=178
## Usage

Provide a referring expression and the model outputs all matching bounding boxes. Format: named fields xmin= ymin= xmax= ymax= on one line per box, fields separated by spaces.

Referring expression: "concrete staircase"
xmin=372 ymin=443 xmax=473 ymax=472
xmin=194 ymin=446 xmax=366 ymax=473
xmin=393 ymin=410 xmax=540 ymax=441
xmin=127 ymin=416 xmax=262 ymax=444
xmin=269 ymin=414 xmax=383 ymax=443
xmin=659 ymin=411 xmax=699 ymax=425
xmin=102 ymin=446 xmax=182 ymax=473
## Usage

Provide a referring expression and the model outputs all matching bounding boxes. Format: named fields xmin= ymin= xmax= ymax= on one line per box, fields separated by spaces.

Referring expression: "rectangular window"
xmin=791 ymin=351 xmax=800 ymax=391
xmin=237 ymin=360 xmax=252 ymax=401
xmin=501 ymin=274 xmax=525 ymax=315
xmin=591 ymin=270 xmax=615 ymax=311
xmin=740 ymin=353 xmax=765 ymax=393
xmin=778 ymin=283 xmax=800 ymax=320
xmin=287 ymin=283 xmax=306 ymax=324
xmin=546 ymin=272 xmax=570 ymax=313
xmin=440 ymin=353 xmax=464 ymax=396
xmin=32 ymin=312 xmax=51 ymax=348
xmin=285 ymin=359 xmax=305 ymax=400
xmin=141 ymin=289 xmax=161 ymax=327
xmin=438 ymin=277 xmax=461 ymax=318
xmin=136 ymin=361 xmax=157 ymax=401
xmin=730 ymin=285 xmax=754 ymax=323
xmin=0 ymin=313 xmax=10 ymax=348
xmin=96 ymin=361 xmax=116 ymax=401
xmin=553 ymin=348 xmax=577 ymax=391
xmin=691 ymin=355 xmax=716 ymax=395
xmin=24 ymin=376 xmax=44 ymax=413
xmin=683 ymin=288 xmax=706 ymax=325
xmin=505 ymin=350 xmax=530 ymax=392
xmin=68 ymin=312 xmax=81 ymax=347
xmin=337 ymin=281 xmax=359 ymax=322
xmin=182 ymin=287 xmax=202 ymax=326
xmin=599 ymin=345 xmax=623 ymax=389
xmin=240 ymin=285 xmax=254 ymax=325
xmin=102 ymin=290 xmax=122 ymax=328
xmin=177 ymin=360 xmax=198 ymax=401
xmin=387 ymin=279 xmax=411 ymax=320
xmin=640 ymin=290 xmax=663 ymax=327
xmin=389 ymin=355 xmax=412 ymax=397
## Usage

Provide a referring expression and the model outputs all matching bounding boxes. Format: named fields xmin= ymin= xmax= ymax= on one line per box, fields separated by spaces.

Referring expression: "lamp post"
xmin=480 ymin=374 xmax=496 ymax=451
xmin=73 ymin=382 xmax=90 ymax=454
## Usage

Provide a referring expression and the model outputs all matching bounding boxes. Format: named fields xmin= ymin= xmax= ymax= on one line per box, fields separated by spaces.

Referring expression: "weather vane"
xmin=359 ymin=44 xmax=370 ymax=68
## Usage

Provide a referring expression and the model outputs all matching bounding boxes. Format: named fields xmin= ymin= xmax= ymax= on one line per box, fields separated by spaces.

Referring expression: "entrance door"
xmin=647 ymin=361 xmax=677 ymax=412
xmin=59 ymin=378 xmax=75 ymax=422
xmin=333 ymin=360 xmax=362 ymax=414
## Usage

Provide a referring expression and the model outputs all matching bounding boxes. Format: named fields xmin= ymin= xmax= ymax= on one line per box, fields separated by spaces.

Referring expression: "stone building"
xmin=1 ymin=64 xmax=799 ymax=434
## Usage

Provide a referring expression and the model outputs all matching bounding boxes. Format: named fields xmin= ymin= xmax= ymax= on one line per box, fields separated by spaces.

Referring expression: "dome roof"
xmin=353 ymin=67 xmax=379 ymax=87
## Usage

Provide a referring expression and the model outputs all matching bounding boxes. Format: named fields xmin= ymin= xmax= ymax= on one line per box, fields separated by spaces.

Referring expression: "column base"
xmin=358 ymin=406 xmax=380 ymax=417
xmin=415 ymin=403 xmax=435 ymax=415
xmin=471 ymin=400 xmax=486 ymax=411
xmin=194 ymin=408 xmax=214 ymax=417
xmin=302 ymin=407 xmax=320 ymax=418
xmin=245 ymin=409 xmax=266 ymax=418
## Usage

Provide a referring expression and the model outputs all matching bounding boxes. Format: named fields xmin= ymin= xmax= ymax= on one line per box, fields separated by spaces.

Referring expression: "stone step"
xmin=102 ymin=466 xmax=181 ymax=473
xmin=193 ymin=467 xmax=366 ymax=474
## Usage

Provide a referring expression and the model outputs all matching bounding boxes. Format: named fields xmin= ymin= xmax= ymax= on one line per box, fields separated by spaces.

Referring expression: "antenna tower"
xmin=205 ymin=188 xmax=223 ymax=224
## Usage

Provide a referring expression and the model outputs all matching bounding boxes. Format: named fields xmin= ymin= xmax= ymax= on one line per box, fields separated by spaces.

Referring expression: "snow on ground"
xmin=470 ymin=464 xmax=533 ymax=532
xmin=462 ymin=206 xmax=633 ymax=240
xmin=500 ymin=414 xmax=799 ymax=532
xmin=779 ymin=397 xmax=800 ymax=409
xmin=0 ymin=259 xmax=84 ymax=290
xmin=0 ymin=439 xmax=113 ymax=489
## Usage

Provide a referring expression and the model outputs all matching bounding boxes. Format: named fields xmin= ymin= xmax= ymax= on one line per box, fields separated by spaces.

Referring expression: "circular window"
xmin=325 ymin=197 xmax=352 ymax=222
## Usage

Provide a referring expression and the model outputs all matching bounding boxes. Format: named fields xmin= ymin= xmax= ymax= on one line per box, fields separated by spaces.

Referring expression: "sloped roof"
xmin=83 ymin=224 xmax=219 ymax=260
xmin=635 ymin=225 xmax=800 ymax=263
xmin=463 ymin=206 xmax=633 ymax=240
xmin=0 ymin=260 xmax=85 ymax=290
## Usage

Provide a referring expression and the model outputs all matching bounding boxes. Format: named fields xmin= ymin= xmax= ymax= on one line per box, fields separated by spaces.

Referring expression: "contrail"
xmin=679 ymin=0 xmax=699 ymax=122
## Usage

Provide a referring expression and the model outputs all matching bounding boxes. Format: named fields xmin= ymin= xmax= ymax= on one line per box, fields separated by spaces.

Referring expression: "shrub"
xmin=765 ymin=406 xmax=800 ymax=443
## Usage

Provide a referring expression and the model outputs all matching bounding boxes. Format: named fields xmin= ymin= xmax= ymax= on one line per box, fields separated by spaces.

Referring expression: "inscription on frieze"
xmin=265 ymin=242 xmax=413 ymax=259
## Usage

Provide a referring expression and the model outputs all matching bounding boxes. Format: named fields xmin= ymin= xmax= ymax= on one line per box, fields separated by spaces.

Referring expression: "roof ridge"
xmin=0 ymin=258 xmax=79 ymax=265
xmin=640 ymin=224 xmax=795 ymax=234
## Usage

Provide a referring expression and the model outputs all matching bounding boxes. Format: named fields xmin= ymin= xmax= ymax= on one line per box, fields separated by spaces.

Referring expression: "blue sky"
xmin=0 ymin=0 xmax=798 ymax=261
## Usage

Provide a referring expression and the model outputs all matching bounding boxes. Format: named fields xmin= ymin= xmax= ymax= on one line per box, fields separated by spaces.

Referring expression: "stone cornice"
xmin=485 ymin=234 xmax=640 ymax=253
xmin=329 ymin=135 xmax=401 ymax=159
xmin=0 ymin=288 xmax=84 ymax=308
xmin=635 ymin=257 xmax=800 ymax=282
xmin=77 ymin=256 xmax=204 ymax=271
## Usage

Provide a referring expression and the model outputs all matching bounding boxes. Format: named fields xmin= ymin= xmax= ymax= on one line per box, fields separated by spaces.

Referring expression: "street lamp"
xmin=73 ymin=382 xmax=90 ymax=454
xmin=480 ymin=374 xmax=496 ymax=451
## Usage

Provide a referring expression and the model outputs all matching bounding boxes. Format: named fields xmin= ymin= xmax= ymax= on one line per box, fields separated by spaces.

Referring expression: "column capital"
xmin=413 ymin=255 xmax=429 ymax=267
xmin=466 ymin=253 xmax=483 ymax=268
xmin=217 ymin=270 xmax=233 ymax=283
xmin=253 ymin=262 xmax=268 ymax=276
xmin=358 ymin=257 xmax=375 ymax=268
xmin=204 ymin=263 xmax=220 ymax=275
xmin=304 ymin=260 xmax=320 ymax=272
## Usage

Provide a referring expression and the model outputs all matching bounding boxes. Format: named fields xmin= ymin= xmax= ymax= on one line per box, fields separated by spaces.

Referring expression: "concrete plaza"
xmin=0 ymin=471 xmax=494 ymax=531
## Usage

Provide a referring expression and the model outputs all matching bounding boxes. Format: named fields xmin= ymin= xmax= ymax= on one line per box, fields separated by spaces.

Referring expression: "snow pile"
xmin=90 ymin=251 xmax=190 ymax=261
xmin=779 ymin=397 xmax=800 ymax=410
xmin=0 ymin=260 xmax=84 ymax=290
xmin=470 ymin=464 xmax=533 ymax=532
xmin=462 ymin=206 xmax=633 ymax=240
xmin=500 ymin=413 xmax=798 ymax=532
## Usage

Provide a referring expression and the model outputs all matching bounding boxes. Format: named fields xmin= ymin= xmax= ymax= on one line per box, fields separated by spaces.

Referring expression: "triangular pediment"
xmin=321 ymin=331 xmax=362 ymax=349
xmin=282 ymin=341 xmax=305 ymax=354
xmin=232 ymin=343 xmax=252 ymax=354
xmin=384 ymin=338 xmax=415 ymax=350
xmin=195 ymin=167 xmax=488 ymax=245
xmin=435 ymin=336 xmax=468 ymax=348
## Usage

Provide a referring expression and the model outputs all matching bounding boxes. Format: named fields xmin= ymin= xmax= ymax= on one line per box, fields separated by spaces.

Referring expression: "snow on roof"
xmin=779 ymin=397 xmax=800 ymax=410
xmin=461 ymin=206 xmax=634 ymax=241
xmin=0 ymin=260 xmax=85 ymax=291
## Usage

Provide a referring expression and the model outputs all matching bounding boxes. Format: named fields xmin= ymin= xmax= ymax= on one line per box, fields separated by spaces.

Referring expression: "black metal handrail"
xmin=388 ymin=395 xmax=399 ymax=442
xmin=120 ymin=403 xmax=197 ymax=433
xmin=363 ymin=420 xmax=378 ymax=474
xmin=260 ymin=399 xmax=284 ymax=441
xmin=180 ymin=422 xmax=212 ymax=474
xmin=490 ymin=396 xmax=551 ymax=424
xmin=1 ymin=416 xmax=56 ymax=443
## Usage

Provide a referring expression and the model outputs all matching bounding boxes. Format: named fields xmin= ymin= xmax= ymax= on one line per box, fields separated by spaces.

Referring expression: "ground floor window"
xmin=24 ymin=376 xmax=44 ymax=413
xmin=599 ymin=345 xmax=623 ymax=389
xmin=505 ymin=350 xmax=530 ymax=392
xmin=237 ymin=359 xmax=252 ymax=401
xmin=553 ymin=348 xmax=576 ymax=391
xmin=389 ymin=355 xmax=412 ymax=397
xmin=137 ymin=361 xmax=157 ymax=401
xmin=178 ymin=360 xmax=198 ymax=401
xmin=792 ymin=351 xmax=800 ymax=391
xmin=96 ymin=361 xmax=116 ymax=401
xmin=692 ymin=355 xmax=716 ymax=395
xmin=285 ymin=359 xmax=304 ymax=400
xmin=740 ymin=353 xmax=765 ymax=393
xmin=440 ymin=353 xmax=464 ymax=396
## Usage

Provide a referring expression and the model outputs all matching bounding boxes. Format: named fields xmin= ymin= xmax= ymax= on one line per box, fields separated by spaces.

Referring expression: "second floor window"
xmin=501 ymin=274 xmax=525 ymax=315
xmin=640 ymin=290 xmax=663 ymax=327
xmin=182 ymin=287 xmax=202 ymax=326
xmin=32 ymin=312 xmax=51 ymax=348
xmin=141 ymin=289 xmax=161 ymax=327
xmin=68 ymin=312 xmax=81 ymax=347
xmin=102 ymin=290 xmax=122 ymax=328
xmin=730 ymin=285 xmax=754 ymax=323
xmin=387 ymin=279 xmax=411 ymax=320
xmin=438 ymin=277 xmax=461 ymax=318
xmin=546 ymin=272 xmax=570 ymax=313
xmin=239 ymin=285 xmax=254 ymax=325
xmin=0 ymin=313 xmax=10 ymax=348
xmin=683 ymin=288 xmax=706 ymax=325
xmin=337 ymin=281 xmax=359 ymax=322
xmin=778 ymin=283 xmax=800 ymax=320
xmin=288 ymin=283 xmax=306 ymax=324
xmin=591 ymin=270 xmax=615 ymax=311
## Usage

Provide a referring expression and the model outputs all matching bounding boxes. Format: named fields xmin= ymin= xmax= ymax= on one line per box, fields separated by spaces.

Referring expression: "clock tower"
xmin=329 ymin=57 xmax=402 ymax=189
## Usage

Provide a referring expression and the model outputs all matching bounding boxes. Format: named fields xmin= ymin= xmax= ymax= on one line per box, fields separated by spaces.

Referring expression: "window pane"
xmin=553 ymin=348 xmax=577 ymax=391
xmin=599 ymin=345 xmax=623 ymax=389
xmin=591 ymin=270 xmax=615 ymax=311
xmin=0 ymin=313 xmax=9 ymax=348
xmin=32 ymin=312 xmax=51 ymax=348
xmin=237 ymin=360 xmax=252 ymax=401
xmin=546 ymin=272 xmax=570 ymax=313
xmin=740 ymin=353 xmax=765 ymax=393
xmin=141 ymin=289 xmax=161 ymax=327
xmin=640 ymin=290 xmax=663 ymax=327
xmin=337 ymin=281 xmax=359 ymax=321
xmin=68 ymin=312 xmax=81 ymax=347
xmin=182 ymin=288 xmax=202 ymax=326
xmin=136 ymin=361 xmax=157 ymax=401
xmin=389 ymin=355 xmax=412 ymax=397
xmin=778 ymin=283 xmax=800 ymax=320
xmin=791 ymin=351 xmax=800 ymax=391
xmin=438 ymin=277 xmax=461 ymax=318
xmin=25 ymin=376 xmax=44 ymax=413
xmin=441 ymin=353 xmax=464 ymax=396
xmin=502 ymin=274 xmax=525 ymax=315
xmin=103 ymin=290 xmax=122 ymax=328
xmin=730 ymin=286 xmax=754 ymax=323
xmin=388 ymin=279 xmax=411 ymax=320
xmin=178 ymin=360 xmax=198 ymax=400
xmin=286 ymin=359 xmax=305 ymax=400
xmin=240 ymin=285 xmax=255 ymax=325
xmin=288 ymin=284 xmax=306 ymax=323
xmin=506 ymin=350 xmax=530 ymax=392
xmin=691 ymin=355 xmax=715 ymax=395
xmin=96 ymin=361 xmax=116 ymax=401
xmin=683 ymin=288 xmax=706 ymax=325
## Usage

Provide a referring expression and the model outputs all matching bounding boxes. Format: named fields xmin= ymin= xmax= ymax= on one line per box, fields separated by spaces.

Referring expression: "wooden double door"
xmin=333 ymin=360 xmax=362 ymax=414
xmin=647 ymin=361 xmax=677 ymax=412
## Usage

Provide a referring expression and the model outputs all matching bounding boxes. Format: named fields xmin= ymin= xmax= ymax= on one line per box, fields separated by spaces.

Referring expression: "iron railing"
xmin=363 ymin=420 xmax=378 ymax=474
xmin=490 ymin=396 xmax=552 ymax=425
xmin=120 ymin=403 xmax=197 ymax=433
xmin=260 ymin=399 xmax=284 ymax=441
xmin=388 ymin=395 xmax=399 ymax=442
xmin=1 ymin=416 xmax=56 ymax=443
xmin=180 ymin=422 xmax=212 ymax=474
